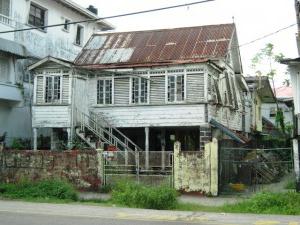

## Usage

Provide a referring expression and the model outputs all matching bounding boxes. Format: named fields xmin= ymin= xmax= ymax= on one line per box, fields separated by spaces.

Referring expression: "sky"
xmin=76 ymin=0 xmax=297 ymax=86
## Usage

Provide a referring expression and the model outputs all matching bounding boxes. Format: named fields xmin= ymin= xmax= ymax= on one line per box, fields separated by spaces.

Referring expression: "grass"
xmin=1 ymin=180 xmax=300 ymax=215
xmin=0 ymin=179 xmax=78 ymax=201
xmin=111 ymin=180 xmax=178 ymax=210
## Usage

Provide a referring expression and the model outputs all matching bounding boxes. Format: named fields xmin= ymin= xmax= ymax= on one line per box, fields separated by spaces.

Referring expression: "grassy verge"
xmin=0 ymin=179 xmax=77 ymax=201
xmin=1 ymin=180 xmax=300 ymax=215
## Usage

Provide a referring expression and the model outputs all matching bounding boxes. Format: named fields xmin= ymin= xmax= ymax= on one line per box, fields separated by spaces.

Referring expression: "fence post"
xmin=173 ymin=141 xmax=181 ymax=190
xmin=209 ymin=138 xmax=218 ymax=196
xmin=96 ymin=148 xmax=105 ymax=186
xmin=135 ymin=149 xmax=140 ymax=184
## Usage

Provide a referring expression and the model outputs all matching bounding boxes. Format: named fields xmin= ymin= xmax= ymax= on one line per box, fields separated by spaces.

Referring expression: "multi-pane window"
xmin=45 ymin=76 xmax=61 ymax=103
xmin=0 ymin=57 xmax=9 ymax=82
xmin=131 ymin=77 xmax=148 ymax=104
xmin=28 ymin=3 xmax=46 ymax=30
xmin=97 ymin=79 xmax=112 ymax=104
xmin=167 ymin=75 xmax=185 ymax=102
xmin=75 ymin=25 xmax=84 ymax=46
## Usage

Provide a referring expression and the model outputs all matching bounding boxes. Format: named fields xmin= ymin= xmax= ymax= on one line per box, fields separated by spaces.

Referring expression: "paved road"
xmin=0 ymin=200 xmax=299 ymax=225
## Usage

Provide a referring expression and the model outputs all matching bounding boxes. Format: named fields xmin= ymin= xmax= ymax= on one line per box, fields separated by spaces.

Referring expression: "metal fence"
xmin=219 ymin=147 xmax=293 ymax=193
xmin=103 ymin=151 xmax=174 ymax=187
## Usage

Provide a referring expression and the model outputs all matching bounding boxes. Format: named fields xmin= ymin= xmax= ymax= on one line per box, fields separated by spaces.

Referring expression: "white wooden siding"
xmin=32 ymin=106 xmax=71 ymax=128
xmin=62 ymin=75 xmax=69 ymax=104
xmin=149 ymin=76 xmax=165 ymax=104
xmin=114 ymin=77 xmax=130 ymax=105
xmin=74 ymin=77 xmax=88 ymax=115
xmin=186 ymin=73 xmax=204 ymax=102
xmin=92 ymin=104 xmax=206 ymax=127
xmin=36 ymin=76 xmax=44 ymax=104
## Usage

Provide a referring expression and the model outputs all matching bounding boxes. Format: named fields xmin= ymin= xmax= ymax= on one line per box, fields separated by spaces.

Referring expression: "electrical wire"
xmin=0 ymin=0 xmax=214 ymax=34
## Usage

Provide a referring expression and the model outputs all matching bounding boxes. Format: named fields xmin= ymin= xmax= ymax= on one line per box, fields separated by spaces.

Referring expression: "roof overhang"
xmin=280 ymin=57 xmax=300 ymax=65
xmin=245 ymin=76 xmax=276 ymax=103
xmin=28 ymin=56 xmax=73 ymax=71
xmin=0 ymin=37 xmax=32 ymax=58
xmin=210 ymin=119 xmax=248 ymax=144
xmin=54 ymin=0 xmax=114 ymax=30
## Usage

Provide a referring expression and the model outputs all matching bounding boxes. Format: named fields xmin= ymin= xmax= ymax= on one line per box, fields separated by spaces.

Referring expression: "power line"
xmin=0 ymin=0 xmax=215 ymax=34
xmin=239 ymin=23 xmax=297 ymax=48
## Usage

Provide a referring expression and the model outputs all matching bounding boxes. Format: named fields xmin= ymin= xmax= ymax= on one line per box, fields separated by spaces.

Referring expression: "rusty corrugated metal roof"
xmin=74 ymin=23 xmax=235 ymax=69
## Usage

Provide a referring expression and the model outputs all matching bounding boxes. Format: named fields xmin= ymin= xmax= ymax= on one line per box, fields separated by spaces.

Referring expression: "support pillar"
xmin=67 ymin=128 xmax=72 ymax=150
xmin=145 ymin=127 xmax=149 ymax=170
xmin=161 ymin=129 xmax=166 ymax=170
xmin=33 ymin=128 xmax=37 ymax=151
xmin=50 ymin=129 xmax=55 ymax=150
xmin=293 ymin=139 xmax=300 ymax=192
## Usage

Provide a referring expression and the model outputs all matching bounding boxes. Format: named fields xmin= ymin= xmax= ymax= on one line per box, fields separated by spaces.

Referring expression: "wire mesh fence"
xmin=103 ymin=151 xmax=174 ymax=187
xmin=219 ymin=147 xmax=293 ymax=194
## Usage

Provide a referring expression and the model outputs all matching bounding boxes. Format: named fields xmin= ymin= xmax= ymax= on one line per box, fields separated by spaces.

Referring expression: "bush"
xmin=0 ymin=179 xmax=78 ymax=201
xmin=111 ymin=181 xmax=178 ymax=210
xmin=224 ymin=192 xmax=300 ymax=215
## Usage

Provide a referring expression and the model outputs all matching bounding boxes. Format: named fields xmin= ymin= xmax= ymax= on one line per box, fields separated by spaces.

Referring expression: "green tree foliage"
xmin=251 ymin=43 xmax=286 ymax=133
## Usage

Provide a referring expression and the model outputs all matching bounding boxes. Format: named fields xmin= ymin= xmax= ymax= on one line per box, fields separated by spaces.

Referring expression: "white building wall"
xmin=261 ymin=102 xmax=293 ymax=125
xmin=0 ymin=0 xmax=111 ymax=146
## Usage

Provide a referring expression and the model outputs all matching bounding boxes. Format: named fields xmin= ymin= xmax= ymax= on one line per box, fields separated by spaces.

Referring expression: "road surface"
xmin=0 ymin=200 xmax=299 ymax=225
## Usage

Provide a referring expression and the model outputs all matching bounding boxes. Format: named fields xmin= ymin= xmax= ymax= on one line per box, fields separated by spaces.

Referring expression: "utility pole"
xmin=294 ymin=0 xmax=300 ymax=191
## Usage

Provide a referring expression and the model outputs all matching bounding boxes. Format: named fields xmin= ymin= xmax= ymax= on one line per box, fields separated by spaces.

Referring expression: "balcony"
xmin=0 ymin=82 xmax=23 ymax=102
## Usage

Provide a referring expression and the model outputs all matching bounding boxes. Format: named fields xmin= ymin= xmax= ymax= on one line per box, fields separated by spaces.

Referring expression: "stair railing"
xmin=75 ymin=108 xmax=142 ymax=153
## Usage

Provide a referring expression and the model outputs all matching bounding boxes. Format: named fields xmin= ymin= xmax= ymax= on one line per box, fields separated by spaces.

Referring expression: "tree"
xmin=251 ymin=43 xmax=286 ymax=132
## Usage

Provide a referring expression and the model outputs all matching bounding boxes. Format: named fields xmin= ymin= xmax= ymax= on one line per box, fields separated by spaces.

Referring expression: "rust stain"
xmin=75 ymin=23 xmax=235 ymax=69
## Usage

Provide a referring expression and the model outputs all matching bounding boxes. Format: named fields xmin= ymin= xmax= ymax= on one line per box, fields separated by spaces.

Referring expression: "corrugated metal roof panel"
xmin=75 ymin=23 xmax=235 ymax=68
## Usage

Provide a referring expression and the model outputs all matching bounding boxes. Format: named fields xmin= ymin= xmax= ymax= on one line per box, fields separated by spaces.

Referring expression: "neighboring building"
xmin=0 ymin=0 xmax=113 ymax=146
xmin=245 ymin=76 xmax=276 ymax=133
xmin=279 ymin=0 xmax=300 ymax=188
xmin=261 ymin=86 xmax=293 ymax=128
xmin=28 ymin=23 xmax=250 ymax=160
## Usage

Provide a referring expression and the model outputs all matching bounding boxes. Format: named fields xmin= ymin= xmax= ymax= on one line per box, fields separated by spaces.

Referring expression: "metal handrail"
xmin=75 ymin=108 xmax=142 ymax=152
xmin=89 ymin=110 xmax=143 ymax=151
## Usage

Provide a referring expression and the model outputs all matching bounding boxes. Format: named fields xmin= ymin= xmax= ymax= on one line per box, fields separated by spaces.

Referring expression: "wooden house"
xmin=28 ymin=23 xmax=250 ymax=158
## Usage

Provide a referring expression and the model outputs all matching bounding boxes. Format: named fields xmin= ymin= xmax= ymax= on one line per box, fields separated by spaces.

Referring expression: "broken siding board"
xmin=186 ymin=73 xmax=205 ymax=102
xmin=114 ymin=77 xmax=130 ymax=105
xmin=150 ymin=76 xmax=165 ymax=104
xmin=32 ymin=106 xmax=71 ymax=128
xmin=91 ymin=104 xmax=206 ymax=127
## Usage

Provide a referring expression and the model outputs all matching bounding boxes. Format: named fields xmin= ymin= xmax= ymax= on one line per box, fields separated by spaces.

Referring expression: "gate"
xmin=219 ymin=147 xmax=293 ymax=193
xmin=103 ymin=151 xmax=174 ymax=187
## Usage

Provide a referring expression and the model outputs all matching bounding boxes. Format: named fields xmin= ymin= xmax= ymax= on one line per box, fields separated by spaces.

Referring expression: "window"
xmin=269 ymin=107 xmax=276 ymax=118
xmin=97 ymin=79 xmax=112 ymax=104
xmin=62 ymin=18 xmax=71 ymax=32
xmin=75 ymin=25 xmax=84 ymax=46
xmin=28 ymin=3 xmax=47 ymax=30
xmin=0 ymin=0 xmax=10 ymax=17
xmin=0 ymin=57 xmax=9 ymax=82
xmin=131 ymin=77 xmax=149 ymax=104
xmin=167 ymin=75 xmax=185 ymax=102
xmin=45 ymin=76 xmax=61 ymax=103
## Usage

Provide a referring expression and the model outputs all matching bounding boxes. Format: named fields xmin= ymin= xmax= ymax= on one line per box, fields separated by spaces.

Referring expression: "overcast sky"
xmin=76 ymin=0 xmax=297 ymax=86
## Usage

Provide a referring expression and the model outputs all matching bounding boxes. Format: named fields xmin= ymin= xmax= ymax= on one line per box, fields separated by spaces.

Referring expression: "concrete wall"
xmin=174 ymin=139 xmax=218 ymax=196
xmin=0 ymin=148 xmax=101 ymax=190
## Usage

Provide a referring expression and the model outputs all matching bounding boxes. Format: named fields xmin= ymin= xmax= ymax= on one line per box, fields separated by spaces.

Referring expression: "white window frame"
xmin=96 ymin=78 xmax=114 ymax=105
xmin=165 ymin=73 xmax=186 ymax=103
xmin=28 ymin=2 xmax=48 ymax=32
xmin=129 ymin=76 xmax=150 ymax=104
xmin=75 ymin=24 xmax=84 ymax=46
xmin=43 ymin=75 xmax=62 ymax=104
